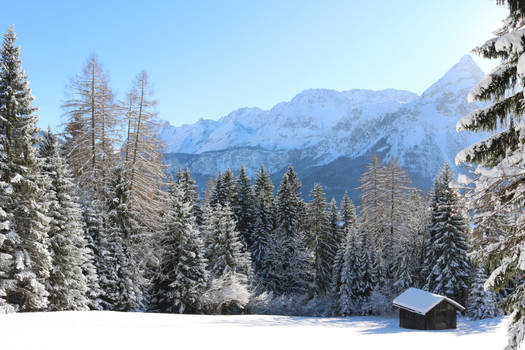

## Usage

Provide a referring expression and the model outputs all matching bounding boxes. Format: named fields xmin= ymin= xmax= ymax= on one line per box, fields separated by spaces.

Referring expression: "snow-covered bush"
xmin=202 ymin=272 xmax=251 ymax=315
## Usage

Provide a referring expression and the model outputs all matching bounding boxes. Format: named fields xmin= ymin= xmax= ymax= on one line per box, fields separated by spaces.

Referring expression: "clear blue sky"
xmin=0 ymin=0 xmax=507 ymax=129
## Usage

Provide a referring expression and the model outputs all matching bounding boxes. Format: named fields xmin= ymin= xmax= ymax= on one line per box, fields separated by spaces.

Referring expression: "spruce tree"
xmin=458 ymin=4 xmax=525 ymax=344
xmin=204 ymin=203 xmax=251 ymax=281
xmin=273 ymin=166 xmax=312 ymax=295
xmin=203 ymin=203 xmax=252 ymax=313
xmin=210 ymin=168 xmax=237 ymax=208
xmin=467 ymin=264 xmax=500 ymax=320
xmin=340 ymin=191 xmax=356 ymax=231
xmin=106 ymin=165 xmax=145 ymax=311
xmin=0 ymin=26 xmax=52 ymax=311
xmin=337 ymin=227 xmax=361 ymax=316
xmin=39 ymin=131 xmax=90 ymax=311
xmin=423 ymin=163 xmax=470 ymax=305
xmin=81 ymin=198 xmax=118 ymax=310
xmin=0 ymin=133 xmax=15 ymax=313
xmin=176 ymin=168 xmax=202 ymax=225
xmin=151 ymin=183 xmax=208 ymax=313
xmin=235 ymin=166 xmax=256 ymax=249
xmin=308 ymin=184 xmax=335 ymax=295
xmin=251 ymin=165 xmax=278 ymax=291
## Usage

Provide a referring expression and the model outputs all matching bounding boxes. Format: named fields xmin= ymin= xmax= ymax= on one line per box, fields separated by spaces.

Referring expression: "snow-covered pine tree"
xmin=151 ymin=182 xmax=208 ymax=313
xmin=337 ymin=226 xmax=361 ymax=316
xmin=331 ymin=194 xmax=355 ymax=305
xmin=357 ymin=231 xmax=380 ymax=315
xmin=202 ymin=176 xmax=217 ymax=207
xmin=308 ymin=184 xmax=336 ymax=295
xmin=423 ymin=162 xmax=470 ymax=305
xmin=273 ymin=166 xmax=312 ymax=295
xmin=0 ymin=26 xmax=52 ymax=311
xmin=456 ymin=4 xmax=525 ymax=345
xmin=328 ymin=198 xmax=344 ymax=255
xmin=467 ymin=264 xmax=500 ymax=320
xmin=235 ymin=166 xmax=256 ymax=249
xmin=210 ymin=168 xmax=238 ymax=208
xmin=39 ymin=130 xmax=91 ymax=311
xmin=251 ymin=165 xmax=278 ymax=291
xmin=82 ymin=198 xmax=119 ymax=310
xmin=203 ymin=203 xmax=252 ymax=313
xmin=176 ymin=168 xmax=202 ymax=225
xmin=204 ymin=203 xmax=251 ymax=281
xmin=106 ymin=165 xmax=145 ymax=311
xmin=0 ymin=126 xmax=15 ymax=313
xmin=392 ymin=244 xmax=414 ymax=296
xmin=340 ymin=191 xmax=356 ymax=231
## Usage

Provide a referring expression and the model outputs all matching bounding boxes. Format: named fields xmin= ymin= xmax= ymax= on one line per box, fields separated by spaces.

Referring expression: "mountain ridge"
xmin=159 ymin=54 xmax=486 ymax=202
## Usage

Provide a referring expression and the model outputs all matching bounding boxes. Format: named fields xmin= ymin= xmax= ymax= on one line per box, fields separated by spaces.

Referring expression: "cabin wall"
xmin=399 ymin=301 xmax=458 ymax=330
xmin=425 ymin=301 xmax=457 ymax=330
xmin=399 ymin=309 xmax=427 ymax=330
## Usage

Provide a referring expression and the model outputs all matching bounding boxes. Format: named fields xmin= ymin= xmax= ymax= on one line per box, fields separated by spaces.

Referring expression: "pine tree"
xmin=338 ymin=227 xmax=361 ymax=316
xmin=176 ymin=168 xmax=202 ymax=225
xmin=308 ymin=184 xmax=336 ymax=295
xmin=204 ymin=203 xmax=251 ymax=282
xmin=251 ymin=165 xmax=277 ymax=291
xmin=235 ymin=166 xmax=256 ymax=248
xmin=39 ymin=131 xmax=90 ymax=311
xmin=0 ymin=131 xmax=15 ymax=313
xmin=273 ymin=166 xmax=312 ymax=295
xmin=106 ymin=165 xmax=145 ymax=311
xmin=467 ymin=264 xmax=500 ymax=320
xmin=0 ymin=26 xmax=52 ymax=311
xmin=357 ymin=232 xmax=379 ymax=315
xmin=457 ymin=4 xmax=525 ymax=344
xmin=340 ymin=191 xmax=356 ymax=231
xmin=203 ymin=203 xmax=252 ymax=313
xmin=423 ymin=163 xmax=470 ymax=305
xmin=82 ymin=199 xmax=119 ymax=310
xmin=151 ymin=183 xmax=208 ymax=313
xmin=210 ymin=168 xmax=237 ymax=208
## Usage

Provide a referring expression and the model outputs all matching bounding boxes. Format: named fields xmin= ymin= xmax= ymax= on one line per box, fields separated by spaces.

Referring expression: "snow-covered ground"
xmin=0 ymin=311 xmax=508 ymax=350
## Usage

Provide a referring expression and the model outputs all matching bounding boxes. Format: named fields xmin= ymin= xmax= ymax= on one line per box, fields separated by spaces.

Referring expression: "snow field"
xmin=0 ymin=312 xmax=508 ymax=350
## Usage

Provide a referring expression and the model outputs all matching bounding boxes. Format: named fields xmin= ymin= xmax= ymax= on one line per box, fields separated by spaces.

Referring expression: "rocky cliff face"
xmin=159 ymin=55 xmax=486 ymax=202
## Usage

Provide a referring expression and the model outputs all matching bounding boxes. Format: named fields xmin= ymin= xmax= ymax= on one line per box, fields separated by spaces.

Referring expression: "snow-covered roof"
xmin=392 ymin=288 xmax=465 ymax=315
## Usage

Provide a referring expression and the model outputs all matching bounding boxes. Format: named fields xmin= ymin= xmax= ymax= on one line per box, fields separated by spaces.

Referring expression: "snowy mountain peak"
xmin=159 ymin=54 xmax=487 ymax=200
xmin=421 ymin=55 xmax=485 ymax=111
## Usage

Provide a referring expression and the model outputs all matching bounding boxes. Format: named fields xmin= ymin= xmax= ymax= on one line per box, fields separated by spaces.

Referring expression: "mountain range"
xmin=159 ymin=55 xmax=486 ymax=203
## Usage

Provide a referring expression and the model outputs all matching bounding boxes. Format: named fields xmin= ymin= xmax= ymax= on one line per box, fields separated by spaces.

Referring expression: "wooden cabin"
xmin=393 ymin=288 xmax=465 ymax=330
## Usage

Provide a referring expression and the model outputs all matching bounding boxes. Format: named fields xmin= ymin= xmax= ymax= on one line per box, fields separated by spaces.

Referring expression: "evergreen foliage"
xmin=467 ymin=264 xmax=500 ymax=320
xmin=273 ymin=166 xmax=312 ymax=295
xmin=151 ymin=183 xmax=208 ymax=313
xmin=39 ymin=131 xmax=91 ymax=311
xmin=423 ymin=163 xmax=470 ymax=305
xmin=0 ymin=26 xmax=51 ymax=311
xmin=251 ymin=165 xmax=278 ymax=291
xmin=235 ymin=166 xmax=256 ymax=249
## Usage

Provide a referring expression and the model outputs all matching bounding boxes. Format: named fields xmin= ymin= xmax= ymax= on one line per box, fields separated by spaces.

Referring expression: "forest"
xmin=0 ymin=1 xmax=524 ymax=349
